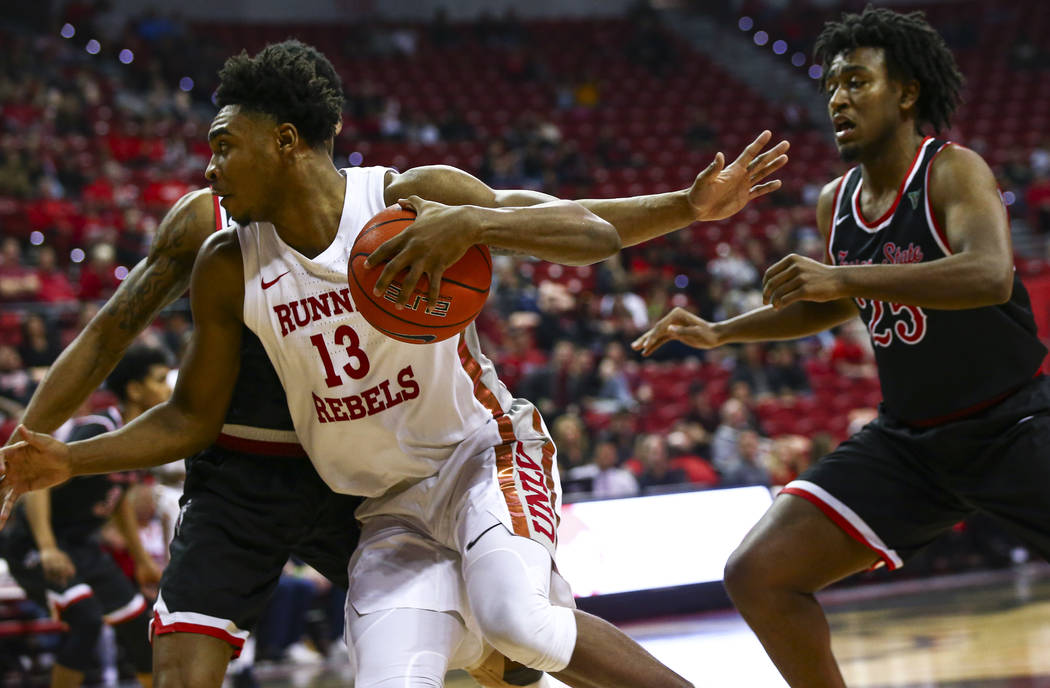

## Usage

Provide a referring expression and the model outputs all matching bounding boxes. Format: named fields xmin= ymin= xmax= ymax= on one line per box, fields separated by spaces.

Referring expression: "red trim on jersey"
xmin=781 ymin=487 xmax=898 ymax=570
xmin=215 ymin=433 xmax=308 ymax=457
xmin=106 ymin=597 xmax=148 ymax=625
xmin=924 ymin=142 xmax=955 ymax=254
xmin=212 ymin=194 xmax=223 ymax=232
xmin=853 ymin=136 xmax=933 ymax=229
xmin=151 ymin=612 xmax=245 ymax=657
xmin=825 ymin=173 xmax=849 ymax=264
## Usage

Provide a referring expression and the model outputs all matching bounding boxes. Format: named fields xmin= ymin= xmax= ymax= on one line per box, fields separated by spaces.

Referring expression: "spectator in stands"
xmin=593 ymin=341 xmax=637 ymax=413
xmin=77 ymin=243 xmax=122 ymax=301
xmin=634 ymin=434 xmax=688 ymax=492
xmin=666 ymin=427 xmax=719 ymax=487
xmin=829 ymin=319 xmax=877 ymax=379
xmin=766 ymin=435 xmax=812 ymax=487
xmin=552 ymin=412 xmax=590 ymax=473
xmin=711 ymin=397 xmax=755 ymax=478
xmin=597 ymin=409 xmax=639 ymax=464
xmin=767 ymin=343 xmax=810 ymax=399
xmin=720 ymin=429 xmax=771 ymax=487
xmin=684 ymin=386 xmax=719 ymax=435
xmin=731 ymin=343 xmax=774 ymax=399
xmin=1026 ymin=169 xmax=1050 ymax=234
xmin=568 ymin=439 xmax=639 ymax=499
xmin=0 ymin=345 xmax=34 ymax=406
xmin=708 ymin=242 xmax=759 ymax=289
xmin=34 ymin=245 xmax=77 ymax=303
xmin=0 ymin=237 xmax=40 ymax=302
xmin=18 ymin=312 xmax=61 ymax=371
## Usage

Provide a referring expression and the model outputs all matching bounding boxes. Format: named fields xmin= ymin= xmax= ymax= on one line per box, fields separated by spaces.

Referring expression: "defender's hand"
xmin=762 ymin=254 xmax=844 ymax=308
xmin=40 ymin=546 xmax=76 ymax=586
xmin=631 ymin=307 xmax=721 ymax=356
xmin=688 ymin=130 xmax=790 ymax=222
xmin=366 ymin=197 xmax=478 ymax=309
xmin=0 ymin=425 xmax=74 ymax=529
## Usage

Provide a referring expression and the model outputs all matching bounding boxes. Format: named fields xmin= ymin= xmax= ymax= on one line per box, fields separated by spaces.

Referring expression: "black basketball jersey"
xmin=210 ymin=195 xmax=300 ymax=453
xmin=33 ymin=407 xmax=144 ymax=540
xmin=827 ymin=137 xmax=1046 ymax=424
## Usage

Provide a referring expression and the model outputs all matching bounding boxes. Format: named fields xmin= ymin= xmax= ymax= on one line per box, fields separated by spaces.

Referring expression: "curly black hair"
xmin=105 ymin=344 xmax=171 ymax=402
xmin=215 ymin=39 xmax=343 ymax=148
xmin=814 ymin=6 xmax=964 ymax=133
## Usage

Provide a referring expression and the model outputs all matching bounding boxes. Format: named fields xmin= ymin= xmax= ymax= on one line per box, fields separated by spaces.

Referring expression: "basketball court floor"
xmin=244 ymin=563 xmax=1050 ymax=687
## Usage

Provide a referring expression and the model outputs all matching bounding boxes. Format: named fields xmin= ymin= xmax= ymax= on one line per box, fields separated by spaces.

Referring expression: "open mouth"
xmin=834 ymin=117 xmax=857 ymax=139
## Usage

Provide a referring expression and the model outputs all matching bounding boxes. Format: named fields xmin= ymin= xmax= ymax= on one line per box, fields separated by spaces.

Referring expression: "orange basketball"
xmin=348 ymin=206 xmax=492 ymax=344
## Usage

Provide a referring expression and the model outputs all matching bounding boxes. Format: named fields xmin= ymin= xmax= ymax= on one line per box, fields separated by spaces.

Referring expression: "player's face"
xmin=130 ymin=365 xmax=172 ymax=411
xmin=825 ymin=47 xmax=906 ymax=162
xmin=205 ymin=105 xmax=281 ymax=225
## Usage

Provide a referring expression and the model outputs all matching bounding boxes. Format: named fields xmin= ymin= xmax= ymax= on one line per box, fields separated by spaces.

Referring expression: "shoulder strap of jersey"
xmin=212 ymin=194 xmax=229 ymax=232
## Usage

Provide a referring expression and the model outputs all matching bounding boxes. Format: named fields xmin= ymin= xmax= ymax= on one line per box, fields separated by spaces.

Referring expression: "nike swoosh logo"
xmin=465 ymin=524 xmax=501 ymax=551
xmin=835 ymin=214 xmax=849 ymax=225
xmin=261 ymin=271 xmax=290 ymax=290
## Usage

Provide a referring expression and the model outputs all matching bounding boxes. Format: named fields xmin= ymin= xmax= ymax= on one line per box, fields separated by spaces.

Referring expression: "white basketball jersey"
xmin=236 ymin=167 xmax=516 ymax=497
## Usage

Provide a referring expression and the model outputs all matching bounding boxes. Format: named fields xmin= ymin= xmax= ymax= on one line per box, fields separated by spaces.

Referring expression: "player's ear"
xmin=275 ymin=123 xmax=299 ymax=153
xmin=900 ymin=79 xmax=920 ymax=113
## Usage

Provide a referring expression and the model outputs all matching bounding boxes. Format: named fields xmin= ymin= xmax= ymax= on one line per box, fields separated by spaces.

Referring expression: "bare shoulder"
xmin=928 ymin=143 xmax=997 ymax=195
xmin=149 ymin=188 xmax=218 ymax=262
xmin=815 ymin=175 xmax=846 ymax=239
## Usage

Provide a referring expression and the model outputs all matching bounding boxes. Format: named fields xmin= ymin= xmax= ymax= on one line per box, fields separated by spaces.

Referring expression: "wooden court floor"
xmin=247 ymin=564 xmax=1050 ymax=687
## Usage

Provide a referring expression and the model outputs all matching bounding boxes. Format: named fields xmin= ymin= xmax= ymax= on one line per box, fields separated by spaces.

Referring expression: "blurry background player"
xmin=634 ymin=7 xmax=1050 ymax=687
xmin=0 ymin=344 xmax=171 ymax=688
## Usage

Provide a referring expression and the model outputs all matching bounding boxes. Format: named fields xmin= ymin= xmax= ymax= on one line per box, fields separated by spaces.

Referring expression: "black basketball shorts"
xmin=783 ymin=375 xmax=1050 ymax=569
xmin=3 ymin=534 xmax=146 ymax=624
xmin=150 ymin=446 xmax=362 ymax=656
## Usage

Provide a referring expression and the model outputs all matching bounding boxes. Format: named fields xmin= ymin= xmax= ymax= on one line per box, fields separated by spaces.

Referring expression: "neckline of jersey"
xmin=853 ymin=136 xmax=934 ymax=230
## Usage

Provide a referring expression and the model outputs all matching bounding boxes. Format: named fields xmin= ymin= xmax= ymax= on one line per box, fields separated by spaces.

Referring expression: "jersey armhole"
xmin=924 ymin=142 xmax=955 ymax=256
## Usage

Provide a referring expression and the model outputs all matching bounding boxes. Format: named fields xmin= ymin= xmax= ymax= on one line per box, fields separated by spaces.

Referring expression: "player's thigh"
xmin=155 ymin=489 xmax=288 ymax=652
xmin=965 ymin=413 xmax=1050 ymax=561
xmin=346 ymin=606 xmax=471 ymax=687
xmin=292 ymin=492 xmax=363 ymax=590
xmin=745 ymin=421 xmax=972 ymax=584
xmin=153 ymin=632 xmax=232 ymax=688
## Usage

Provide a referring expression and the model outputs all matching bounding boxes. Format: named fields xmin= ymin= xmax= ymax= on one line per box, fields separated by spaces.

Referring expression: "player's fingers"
xmin=695 ymin=152 xmax=725 ymax=183
xmin=750 ymin=152 xmax=790 ymax=182
xmin=641 ymin=333 xmax=671 ymax=357
xmin=767 ymin=276 xmax=805 ymax=309
xmin=426 ymin=267 xmax=445 ymax=309
xmin=762 ymin=264 xmax=798 ymax=303
xmin=373 ymin=250 xmax=412 ymax=296
xmin=735 ymin=130 xmax=773 ymax=166
xmin=397 ymin=262 xmax=427 ymax=307
xmin=397 ymin=196 xmax=424 ymax=213
xmin=365 ymin=233 xmax=406 ymax=269
xmin=750 ymin=179 xmax=784 ymax=199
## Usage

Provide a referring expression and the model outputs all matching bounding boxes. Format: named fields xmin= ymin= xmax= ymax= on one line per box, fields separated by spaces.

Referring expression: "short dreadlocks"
xmin=215 ymin=39 xmax=343 ymax=148
xmin=814 ymin=6 xmax=964 ymax=133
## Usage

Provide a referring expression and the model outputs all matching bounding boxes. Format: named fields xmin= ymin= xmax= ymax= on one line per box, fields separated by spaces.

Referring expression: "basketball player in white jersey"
xmin=0 ymin=41 xmax=787 ymax=687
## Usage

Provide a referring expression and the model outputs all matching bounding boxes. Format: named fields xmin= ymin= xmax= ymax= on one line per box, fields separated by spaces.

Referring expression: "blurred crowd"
xmin=3 ymin=2 xmax=1050 ymax=503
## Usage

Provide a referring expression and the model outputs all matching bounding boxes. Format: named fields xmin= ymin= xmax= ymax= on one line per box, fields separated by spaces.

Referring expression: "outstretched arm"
xmin=633 ymin=177 xmax=856 ymax=356
xmin=0 ymin=232 xmax=244 ymax=526
xmin=374 ymin=130 xmax=788 ymax=306
xmin=16 ymin=190 xmax=216 ymax=436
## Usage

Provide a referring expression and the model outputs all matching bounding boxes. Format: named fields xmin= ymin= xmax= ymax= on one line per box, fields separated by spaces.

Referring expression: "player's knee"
xmin=153 ymin=634 xmax=229 ymax=688
xmin=723 ymin=542 xmax=766 ymax=607
xmin=474 ymin=596 xmax=575 ymax=673
xmin=112 ymin=610 xmax=153 ymax=674
xmin=56 ymin=598 xmax=104 ymax=671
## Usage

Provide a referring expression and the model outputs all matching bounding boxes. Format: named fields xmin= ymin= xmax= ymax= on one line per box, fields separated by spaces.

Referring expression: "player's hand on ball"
xmin=366 ymin=196 xmax=477 ymax=309
xmin=762 ymin=254 xmax=844 ymax=308
xmin=688 ymin=130 xmax=790 ymax=222
xmin=0 ymin=425 xmax=74 ymax=529
xmin=632 ymin=307 xmax=721 ymax=356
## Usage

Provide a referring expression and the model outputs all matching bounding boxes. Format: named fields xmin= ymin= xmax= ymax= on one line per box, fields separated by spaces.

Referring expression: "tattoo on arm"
xmin=103 ymin=201 xmax=201 ymax=333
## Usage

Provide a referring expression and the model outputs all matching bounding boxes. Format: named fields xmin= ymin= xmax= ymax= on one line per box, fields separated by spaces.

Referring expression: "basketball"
xmin=348 ymin=206 xmax=492 ymax=344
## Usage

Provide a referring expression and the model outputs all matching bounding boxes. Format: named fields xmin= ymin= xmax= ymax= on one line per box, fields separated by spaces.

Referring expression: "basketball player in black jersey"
xmin=1 ymin=345 xmax=170 ymax=688
xmin=634 ymin=7 xmax=1050 ymax=687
